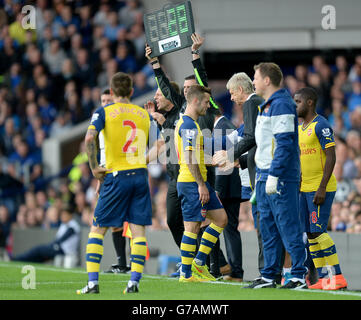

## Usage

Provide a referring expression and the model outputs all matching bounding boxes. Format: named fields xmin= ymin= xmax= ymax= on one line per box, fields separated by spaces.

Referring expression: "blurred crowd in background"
xmin=0 ymin=0 xmax=361 ymax=257
xmin=0 ymin=0 xmax=159 ymax=254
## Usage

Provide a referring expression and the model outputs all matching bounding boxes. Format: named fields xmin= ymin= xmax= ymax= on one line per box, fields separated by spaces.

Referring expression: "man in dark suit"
xmin=213 ymin=109 xmax=244 ymax=281
xmin=213 ymin=72 xmax=265 ymax=277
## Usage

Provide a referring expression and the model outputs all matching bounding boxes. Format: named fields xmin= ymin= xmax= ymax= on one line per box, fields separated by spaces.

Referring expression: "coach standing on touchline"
xmin=213 ymin=72 xmax=266 ymax=280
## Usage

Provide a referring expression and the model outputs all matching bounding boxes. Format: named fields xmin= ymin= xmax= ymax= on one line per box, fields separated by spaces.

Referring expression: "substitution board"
xmin=144 ymin=1 xmax=195 ymax=57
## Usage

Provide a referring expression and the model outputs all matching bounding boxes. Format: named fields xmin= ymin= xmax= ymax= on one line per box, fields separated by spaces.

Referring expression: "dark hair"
xmin=61 ymin=203 xmax=74 ymax=214
xmin=170 ymin=81 xmax=180 ymax=95
xmin=212 ymin=107 xmax=222 ymax=116
xmin=186 ymin=85 xmax=211 ymax=102
xmin=102 ymin=88 xmax=110 ymax=95
xmin=110 ymin=72 xmax=133 ymax=98
xmin=254 ymin=62 xmax=283 ymax=87
xmin=295 ymin=87 xmax=318 ymax=107
xmin=184 ymin=74 xmax=196 ymax=81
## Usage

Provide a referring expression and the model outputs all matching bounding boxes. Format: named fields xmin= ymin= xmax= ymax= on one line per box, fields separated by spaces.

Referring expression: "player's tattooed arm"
xmin=85 ymin=128 xmax=99 ymax=170
xmin=85 ymin=128 xmax=108 ymax=181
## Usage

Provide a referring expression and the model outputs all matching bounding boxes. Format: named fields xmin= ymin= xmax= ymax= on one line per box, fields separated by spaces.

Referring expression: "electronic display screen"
xmin=144 ymin=1 xmax=195 ymax=57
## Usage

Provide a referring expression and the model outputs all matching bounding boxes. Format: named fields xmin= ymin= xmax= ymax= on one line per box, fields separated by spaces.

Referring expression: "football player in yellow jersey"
xmin=77 ymin=72 xmax=161 ymax=295
xmin=175 ymin=85 xmax=228 ymax=282
xmin=95 ymin=89 xmax=131 ymax=275
xmin=295 ymin=87 xmax=347 ymax=290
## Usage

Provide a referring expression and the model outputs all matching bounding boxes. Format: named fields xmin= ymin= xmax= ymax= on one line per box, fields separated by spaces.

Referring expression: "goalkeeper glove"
xmin=265 ymin=175 xmax=278 ymax=195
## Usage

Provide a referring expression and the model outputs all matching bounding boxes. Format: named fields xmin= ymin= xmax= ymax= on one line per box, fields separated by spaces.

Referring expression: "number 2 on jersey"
xmin=122 ymin=120 xmax=137 ymax=153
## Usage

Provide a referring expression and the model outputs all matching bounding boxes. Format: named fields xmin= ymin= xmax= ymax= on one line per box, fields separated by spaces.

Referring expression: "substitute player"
xmin=77 ymin=72 xmax=159 ymax=294
xmin=145 ymin=35 xmax=229 ymax=279
xmin=295 ymin=87 xmax=348 ymax=290
xmin=175 ymin=85 xmax=228 ymax=282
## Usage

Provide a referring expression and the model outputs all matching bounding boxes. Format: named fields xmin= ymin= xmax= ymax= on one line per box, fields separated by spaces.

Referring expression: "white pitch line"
xmin=144 ymin=275 xmax=361 ymax=297
xmin=1 ymin=262 xmax=361 ymax=298
xmin=0 ymin=280 xmax=141 ymax=286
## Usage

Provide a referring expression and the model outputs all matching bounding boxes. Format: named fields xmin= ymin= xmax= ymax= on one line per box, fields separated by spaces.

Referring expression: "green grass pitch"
xmin=1 ymin=261 xmax=360 ymax=301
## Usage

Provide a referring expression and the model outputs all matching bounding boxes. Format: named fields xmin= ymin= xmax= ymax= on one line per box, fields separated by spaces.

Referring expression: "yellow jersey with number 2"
xmin=88 ymin=102 xmax=157 ymax=173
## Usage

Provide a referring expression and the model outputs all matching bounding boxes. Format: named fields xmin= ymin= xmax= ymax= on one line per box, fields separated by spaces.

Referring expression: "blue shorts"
xmin=299 ymin=191 xmax=335 ymax=233
xmin=177 ymin=181 xmax=223 ymax=222
xmin=256 ymin=180 xmax=307 ymax=280
xmin=93 ymin=168 xmax=152 ymax=228
xmin=242 ymin=186 xmax=252 ymax=200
